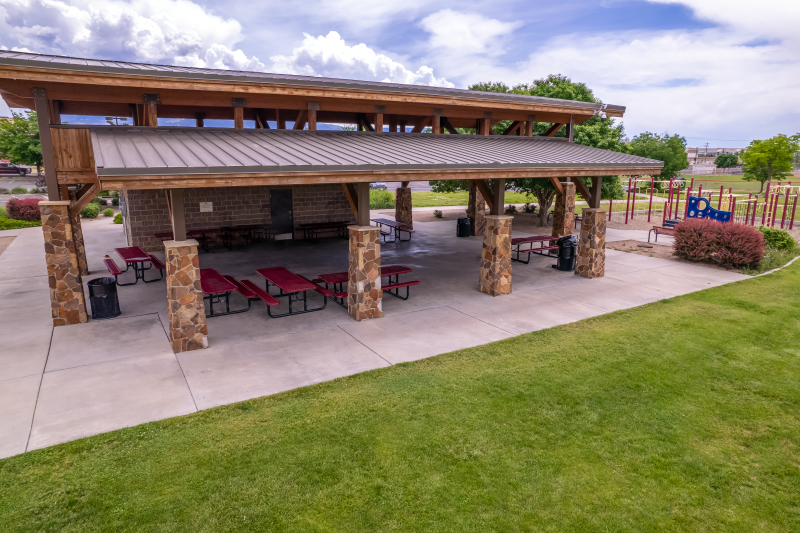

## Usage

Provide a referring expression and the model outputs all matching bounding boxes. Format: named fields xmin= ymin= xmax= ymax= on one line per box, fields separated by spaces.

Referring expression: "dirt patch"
xmin=412 ymin=209 xmax=469 ymax=223
xmin=0 ymin=236 xmax=15 ymax=256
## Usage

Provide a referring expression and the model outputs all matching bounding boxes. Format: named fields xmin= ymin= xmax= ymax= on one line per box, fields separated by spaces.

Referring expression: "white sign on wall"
xmin=199 ymin=202 xmax=213 ymax=213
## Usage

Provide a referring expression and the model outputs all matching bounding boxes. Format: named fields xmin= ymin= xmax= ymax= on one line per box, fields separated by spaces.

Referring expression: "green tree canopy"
xmin=0 ymin=111 xmax=42 ymax=172
xmin=714 ymin=153 xmax=739 ymax=168
xmin=625 ymin=132 xmax=688 ymax=180
xmin=740 ymin=134 xmax=800 ymax=192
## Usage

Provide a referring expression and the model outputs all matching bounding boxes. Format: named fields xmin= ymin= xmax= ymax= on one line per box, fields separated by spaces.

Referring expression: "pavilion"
xmin=0 ymin=50 xmax=663 ymax=353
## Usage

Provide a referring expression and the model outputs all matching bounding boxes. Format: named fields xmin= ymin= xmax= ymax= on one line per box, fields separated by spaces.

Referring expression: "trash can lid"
xmin=88 ymin=277 xmax=118 ymax=286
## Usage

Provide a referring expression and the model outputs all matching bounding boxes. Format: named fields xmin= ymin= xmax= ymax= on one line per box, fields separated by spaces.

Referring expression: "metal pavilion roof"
xmin=78 ymin=127 xmax=663 ymax=177
xmin=0 ymin=50 xmax=624 ymax=114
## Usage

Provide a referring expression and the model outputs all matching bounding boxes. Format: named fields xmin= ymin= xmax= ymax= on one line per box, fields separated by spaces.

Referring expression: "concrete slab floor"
xmin=0 ymin=214 xmax=757 ymax=458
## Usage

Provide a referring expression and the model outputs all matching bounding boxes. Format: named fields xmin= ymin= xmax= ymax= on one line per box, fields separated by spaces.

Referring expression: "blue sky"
xmin=0 ymin=0 xmax=796 ymax=147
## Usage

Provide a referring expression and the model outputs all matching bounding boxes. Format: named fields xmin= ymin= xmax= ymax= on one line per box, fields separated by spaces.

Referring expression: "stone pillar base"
xmin=552 ymin=181 xmax=576 ymax=239
xmin=394 ymin=186 xmax=413 ymax=229
xmin=348 ymin=226 xmax=383 ymax=321
xmin=479 ymin=215 xmax=513 ymax=296
xmin=576 ymin=209 xmax=606 ymax=279
xmin=165 ymin=239 xmax=208 ymax=352
xmin=40 ymin=201 xmax=88 ymax=326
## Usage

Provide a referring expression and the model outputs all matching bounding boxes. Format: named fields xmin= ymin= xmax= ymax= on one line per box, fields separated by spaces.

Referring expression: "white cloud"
xmin=270 ymin=31 xmax=454 ymax=87
xmin=0 ymin=0 xmax=264 ymax=70
xmin=420 ymin=9 xmax=522 ymax=57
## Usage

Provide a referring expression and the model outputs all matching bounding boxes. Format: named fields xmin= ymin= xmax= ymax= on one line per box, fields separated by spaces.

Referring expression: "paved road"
xmin=0 ymin=177 xmax=41 ymax=191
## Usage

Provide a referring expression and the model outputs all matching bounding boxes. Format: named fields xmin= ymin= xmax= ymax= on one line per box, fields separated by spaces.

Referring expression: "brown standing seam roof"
xmin=0 ymin=50 xmax=625 ymax=114
xmin=81 ymin=127 xmax=664 ymax=177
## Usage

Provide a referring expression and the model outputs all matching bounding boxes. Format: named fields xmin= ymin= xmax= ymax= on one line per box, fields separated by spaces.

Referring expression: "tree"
xmin=625 ymin=132 xmax=688 ymax=180
xmin=740 ymin=134 xmax=800 ymax=192
xmin=714 ymin=153 xmax=739 ymax=168
xmin=0 ymin=111 xmax=42 ymax=174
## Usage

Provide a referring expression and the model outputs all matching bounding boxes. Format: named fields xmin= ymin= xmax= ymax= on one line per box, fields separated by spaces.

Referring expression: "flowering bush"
xmin=673 ymin=218 xmax=764 ymax=268
xmin=5 ymin=197 xmax=41 ymax=221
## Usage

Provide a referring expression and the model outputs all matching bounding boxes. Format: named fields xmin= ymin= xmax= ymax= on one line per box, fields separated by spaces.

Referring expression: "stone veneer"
xmin=39 ymin=201 xmax=88 ymax=326
xmin=347 ymin=226 xmax=383 ymax=321
xmin=551 ymin=181 xmax=576 ymax=239
xmin=467 ymin=182 xmax=486 ymax=236
xmin=164 ymin=239 xmax=208 ymax=352
xmin=123 ymin=184 xmax=354 ymax=252
xmin=394 ymin=186 xmax=413 ymax=229
xmin=67 ymin=190 xmax=89 ymax=276
xmin=479 ymin=215 xmax=513 ymax=296
xmin=575 ymin=208 xmax=607 ymax=279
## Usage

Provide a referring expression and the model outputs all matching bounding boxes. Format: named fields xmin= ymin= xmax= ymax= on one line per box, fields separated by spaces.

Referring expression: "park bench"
xmin=511 ymin=235 xmax=559 ymax=264
xmin=299 ymin=221 xmax=353 ymax=241
xmin=648 ymin=226 xmax=676 ymax=243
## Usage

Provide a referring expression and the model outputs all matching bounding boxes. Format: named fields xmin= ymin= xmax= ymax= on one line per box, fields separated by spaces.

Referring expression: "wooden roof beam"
xmin=544 ymin=123 xmax=564 ymax=137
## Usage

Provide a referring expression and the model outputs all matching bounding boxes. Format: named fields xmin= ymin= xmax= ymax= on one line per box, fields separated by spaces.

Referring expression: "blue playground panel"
xmin=686 ymin=196 xmax=731 ymax=223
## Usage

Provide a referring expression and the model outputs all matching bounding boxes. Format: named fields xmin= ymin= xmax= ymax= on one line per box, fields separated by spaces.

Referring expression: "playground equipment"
xmin=685 ymin=196 xmax=731 ymax=222
xmin=610 ymin=176 xmax=798 ymax=230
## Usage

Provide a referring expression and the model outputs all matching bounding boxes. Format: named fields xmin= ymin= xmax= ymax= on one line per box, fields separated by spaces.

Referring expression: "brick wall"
xmin=124 ymin=185 xmax=354 ymax=251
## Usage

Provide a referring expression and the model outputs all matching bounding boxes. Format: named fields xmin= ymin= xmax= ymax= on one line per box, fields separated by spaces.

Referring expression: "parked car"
xmin=0 ymin=163 xmax=28 ymax=176
xmin=370 ymin=182 xmax=388 ymax=190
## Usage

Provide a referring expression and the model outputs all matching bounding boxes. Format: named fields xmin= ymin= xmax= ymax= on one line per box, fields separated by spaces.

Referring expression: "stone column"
xmin=39 ymin=201 xmax=88 ymax=326
xmin=348 ymin=226 xmax=383 ymax=321
xmin=164 ymin=239 xmax=208 ymax=353
xmin=67 ymin=189 xmax=89 ymax=275
xmin=467 ymin=182 xmax=486 ymax=236
xmin=394 ymin=186 xmax=413 ymax=229
xmin=576 ymin=209 xmax=606 ymax=279
xmin=551 ymin=181 xmax=576 ymax=239
xmin=479 ymin=215 xmax=513 ymax=296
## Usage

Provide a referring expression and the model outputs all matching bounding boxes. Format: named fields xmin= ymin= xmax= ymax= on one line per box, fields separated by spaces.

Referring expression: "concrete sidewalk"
xmin=0 ymin=216 xmax=748 ymax=459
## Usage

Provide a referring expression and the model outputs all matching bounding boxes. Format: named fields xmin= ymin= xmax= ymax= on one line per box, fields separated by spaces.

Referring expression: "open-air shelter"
xmin=0 ymin=50 xmax=663 ymax=353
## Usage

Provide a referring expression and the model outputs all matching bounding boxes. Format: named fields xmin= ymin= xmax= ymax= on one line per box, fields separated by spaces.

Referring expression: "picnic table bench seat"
xmin=234 ymin=278 xmax=280 ymax=306
xmin=299 ymin=220 xmax=353 ymax=241
xmin=648 ymin=226 xmax=676 ymax=243
xmin=511 ymin=235 xmax=561 ymax=264
xmin=256 ymin=267 xmax=331 ymax=317
xmin=103 ymin=257 xmax=122 ymax=277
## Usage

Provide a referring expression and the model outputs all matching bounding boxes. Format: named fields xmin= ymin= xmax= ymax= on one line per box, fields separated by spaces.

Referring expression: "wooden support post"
xmin=307 ymin=102 xmax=319 ymax=131
xmin=32 ymin=88 xmax=59 ymax=200
xmin=590 ymin=177 xmax=602 ymax=209
xmin=129 ymin=104 xmax=140 ymax=126
xmin=481 ymin=112 xmax=492 ymax=136
xmin=410 ymin=116 xmax=432 ymax=133
xmin=399 ymin=120 xmax=407 ymax=133
xmin=342 ymin=183 xmax=358 ymax=218
xmin=491 ymin=179 xmax=506 ymax=215
xmin=432 ymin=109 xmax=443 ymax=134
xmin=50 ymin=100 xmax=61 ymax=125
xmin=401 ymin=181 xmax=410 ymax=187
xmin=276 ymin=109 xmax=285 ymax=129
xmin=567 ymin=115 xmax=575 ymax=142
xmin=293 ymin=110 xmax=308 ymax=130
xmin=547 ymin=176 xmax=564 ymax=195
xmin=388 ymin=115 xmax=397 ymax=133
xmin=475 ymin=179 xmax=495 ymax=213
xmin=253 ymin=109 xmax=269 ymax=129
xmin=233 ymin=107 xmax=244 ymax=130
xmin=195 ymin=112 xmax=205 ymax=128
xmin=572 ymin=177 xmax=593 ymax=205
xmin=375 ymin=106 xmax=385 ymax=133
xmin=356 ymin=182 xmax=371 ymax=226
xmin=143 ymin=94 xmax=159 ymax=127
xmin=501 ymin=121 xmax=521 ymax=136
xmin=526 ymin=114 xmax=536 ymax=137
xmin=169 ymin=189 xmax=187 ymax=241
xmin=60 ymin=184 xmax=70 ymax=200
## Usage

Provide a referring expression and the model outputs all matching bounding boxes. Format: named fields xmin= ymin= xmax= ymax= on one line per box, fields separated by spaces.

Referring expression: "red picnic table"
xmin=511 ymin=235 xmax=559 ymax=264
xmin=255 ymin=266 xmax=333 ymax=317
xmin=109 ymin=246 xmax=165 ymax=286
xmin=153 ymin=228 xmax=220 ymax=252
xmin=316 ymin=265 xmax=421 ymax=308
xmin=201 ymin=268 xmax=281 ymax=318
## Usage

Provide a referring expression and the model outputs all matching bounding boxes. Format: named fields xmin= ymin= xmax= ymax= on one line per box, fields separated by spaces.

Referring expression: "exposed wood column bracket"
xmin=501 ymin=121 xmax=521 ymax=136
xmin=356 ymin=113 xmax=375 ymax=132
xmin=143 ymin=94 xmax=159 ymax=127
xmin=544 ymin=123 xmax=564 ymax=137
xmin=232 ymin=98 xmax=245 ymax=130
xmin=342 ymin=183 xmax=358 ymax=218
xmin=441 ymin=117 xmax=459 ymax=134
xmin=590 ymin=176 xmax=603 ymax=209
xmin=548 ymin=177 xmax=564 ymax=195
xmin=572 ymin=177 xmax=593 ymax=205
xmin=526 ymin=114 xmax=536 ymax=137
xmin=475 ymin=179 xmax=495 ymax=213
xmin=374 ymin=105 xmax=385 ymax=133
xmin=293 ymin=109 xmax=308 ymax=130
xmin=69 ymin=181 xmax=100 ymax=217
xmin=410 ymin=116 xmax=432 ymax=133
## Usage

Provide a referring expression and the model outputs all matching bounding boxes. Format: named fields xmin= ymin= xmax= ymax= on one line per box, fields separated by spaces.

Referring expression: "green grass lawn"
xmin=410 ymin=190 xmax=532 ymax=207
xmin=2 ymin=263 xmax=800 ymax=531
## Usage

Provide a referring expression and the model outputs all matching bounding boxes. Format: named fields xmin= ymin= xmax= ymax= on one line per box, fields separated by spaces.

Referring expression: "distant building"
xmin=686 ymin=147 xmax=742 ymax=165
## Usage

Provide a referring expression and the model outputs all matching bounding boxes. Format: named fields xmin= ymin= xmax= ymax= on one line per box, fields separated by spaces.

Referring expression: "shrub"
xmin=10 ymin=186 xmax=28 ymax=194
xmin=112 ymin=198 xmax=119 ymax=206
xmin=98 ymin=190 xmax=110 ymax=196
xmin=103 ymin=208 xmax=114 ymax=217
xmin=113 ymin=214 xmax=123 ymax=224
xmin=673 ymin=218 xmax=719 ymax=262
xmin=523 ymin=202 xmax=535 ymax=213
xmin=714 ymin=223 xmax=765 ymax=268
xmin=0 ymin=206 xmax=41 ymax=229
xmin=29 ymin=187 xmax=42 ymax=193
xmin=505 ymin=205 xmax=517 ymax=214
xmin=111 ymin=190 xmax=120 ymax=198
xmin=433 ymin=209 xmax=443 ymax=218
xmin=0 ymin=187 xmax=9 ymax=194
xmin=91 ymin=197 xmax=108 ymax=206
xmin=369 ymin=189 xmax=395 ymax=209
xmin=757 ymin=226 xmax=796 ymax=252
xmin=5 ymin=197 xmax=41 ymax=221
xmin=81 ymin=203 xmax=101 ymax=218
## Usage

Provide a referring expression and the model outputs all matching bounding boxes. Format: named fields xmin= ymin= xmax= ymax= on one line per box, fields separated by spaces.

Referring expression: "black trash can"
xmin=87 ymin=277 xmax=121 ymax=320
xmin=457 ymin=217 xmax=471 ymax=237
xmin=554 ymin=235 xmax=577 ymax=271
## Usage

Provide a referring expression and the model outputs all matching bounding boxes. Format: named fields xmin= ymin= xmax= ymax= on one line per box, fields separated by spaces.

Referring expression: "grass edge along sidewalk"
xmin=2 ymin=264 xmax=800 ymax=531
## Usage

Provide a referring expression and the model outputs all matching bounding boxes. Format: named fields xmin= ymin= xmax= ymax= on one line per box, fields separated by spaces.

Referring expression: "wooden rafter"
xmin=544 ymin=123 xmax=564 ymax=137
xmin=293 ymin=109 xmax=307 ymax=130
xmin=547 ymin=176 xmax=564 ymax=195
xmin=475 ymin=179 xmax=495 ymax=213
xmin=441 ymin=117 xmax=459 ymax=134
xmin=410 ymin=116 xmax=432 ymax=133
xmin=571 ymin=177 xmax=593 ymax=205
xmin=501 ymin=121 xmax=521 ymax=136
xmin=342 ymin=183 xmax=358 ymax=217
xmin=69 ymin=181 xmax=100 ymax=217
xmin=356 ymin=113 xmax=374 ymax=132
